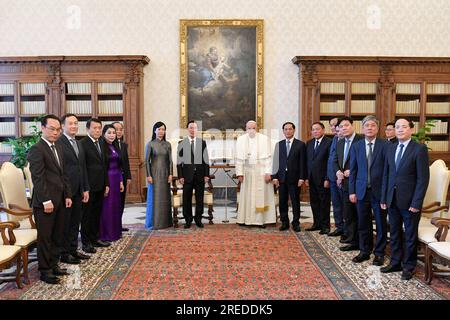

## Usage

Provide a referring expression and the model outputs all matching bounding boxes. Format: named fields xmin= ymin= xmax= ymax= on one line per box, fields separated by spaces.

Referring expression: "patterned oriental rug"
xmin=0 ymin=224 xmax=448 ymax=300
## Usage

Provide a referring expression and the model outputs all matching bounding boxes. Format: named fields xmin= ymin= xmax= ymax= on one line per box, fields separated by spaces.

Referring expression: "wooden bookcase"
xmin=0 ymin=55 xmax=149 ymax=202
xmin=292 ymin=56 xmax=450 ymax=167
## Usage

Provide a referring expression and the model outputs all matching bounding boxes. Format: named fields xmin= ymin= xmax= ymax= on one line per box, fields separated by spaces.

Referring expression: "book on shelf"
xmin=20 ymin=101 xmax=46 ymax=114
xmin=98 ymin=82 xmax=124 ymax=94
xmin=426 ymin=102 xmax=450 ymax=114
xmin=0 ymin=122 xmax=16 ymax=136
xmin=320 ymin=82 xmax=345 ymax=94
xmin=20 ymin=82 xmax=46 ymax=95
xmin=427 ymin=83 xmax=450 ymax=95
xmin=351 ymin=100 xmax=376 ymax=113
xmin=67 ymin=82 xmax=91 ymax=95
xmin=425 ymin=140 xmax=449 ymax=152
xmin=66 ymin=100 xmax=92 ymax=114
xmin=396 ymin=83 xmax=421 ymax=95
xmin=323 ymin=121 xmax=332 ymax=134
xmin=21 ymin=121 xmax=40 ymax=136
xmin=0 ymin=83 xmax=14 ymax=95
xmin=427 ymin=120 xmax=448 ymax=134
xmin=0 ymin=101 xmax=15 ymax=114
xmin=395 ymin=99 xmax=420 ymax=114
xmin=98 ymin=100 xmax=123 ymax=114
xmin=77 ymin=121 xmax=88 ymax=136
xmin=320 ymin=100 xmax=345 ymax=113
xmin=0 ymin=142 xmax=12 ymax=153
xmin=351 ymin=82 xmax=377 ymax=94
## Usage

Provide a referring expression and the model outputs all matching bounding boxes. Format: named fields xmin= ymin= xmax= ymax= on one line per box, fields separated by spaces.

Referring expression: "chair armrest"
xmin=431 ymin=217 xmax=450 ymax=227
xmin=431 ymin=217 xmax=450 ymax=242
xmin=0 ymin=221 xmax=19 ymax=245
xmin=422 ymin=202 xmax=449 ymax=214
xmin=1 ymin=206 xmax=36 ymax=229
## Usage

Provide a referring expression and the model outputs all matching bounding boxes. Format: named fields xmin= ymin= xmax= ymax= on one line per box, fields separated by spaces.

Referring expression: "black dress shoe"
xmin=352 ymin=252 xmax=371 ymax=263
xmin=292 ymin=225 xmax=301 ymax=232
xmin=305 ymin=226 xmax=320 ymax=231
xmin=328 ymin=230 xmax=343 ymax=237
xmin=380 ymin=264 xmax=402 ymax=273
xmin=401 ymin=270 xmax=414 ymax=280
xmin=279 ymin=224 xmax=289 ymax=231
xmin=60 ymin=255 xmax=81 ymax=265
xmin=340 ymin=235 xmax=348 ymax=241
xmin=93 ymin=240 xmax=111 ymax=247
xmin=52 ymin=266 xmax=69 ymax=276
xmin=339 ymin=238 xmax=351 ymax=244
xmin=258 ymin=225 xmax=266 ymax=229
xmin=195 ymin=221 xmax=204 ymax=228
xmin=372 ymin=256 xmax=384 ymax=266
xmin=40 ymin=274 xmax=60 ymax=285
xmin=82 ymin=245 xmax=97 ymax=254
xmin=339 ymin=244 xmax=359 ymax=251
xmin=72 ymin=251 xmax=90 ymax=260
xmin=122 ymin=227 xmax=130 ymax=232
xmin=184 ymin=223 xmax=191 ymax=229
xmin=319 ymin=229 xmax=330 ymax=235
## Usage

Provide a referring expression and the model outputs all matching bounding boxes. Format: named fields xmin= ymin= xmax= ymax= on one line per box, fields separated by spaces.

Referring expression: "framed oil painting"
xmin=180 ymin=19 xmax=264 ymax=133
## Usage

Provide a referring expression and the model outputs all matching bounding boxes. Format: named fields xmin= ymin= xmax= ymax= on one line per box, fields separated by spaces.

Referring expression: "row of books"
xmin=98 ymin=82 xmax=124 ymax=94
xmin=0 ymin=84 xmax=14 ymax=96
xmin=21 ymin=101 xmax=46 ymax=114
xmin=0 ymin=122 xmax=16 ymax=136
xmin=320 ymin=82 xmax=345 ymax=94
xmin=396 ymin=83 xmax=421 ymax=95
xmin=0 ymin=101 xmax=15 ymax=114
xmin=0 ymin=143 xmax=12 ymax=153
xmin=66 ymin=100 xmax=92 ymax=114
xmin=98 ymin=100 xmax=123 ymax=114
xmin=21 ymin=122 xmax=40 ymax=136
xmin=426 ymin=102 xmax=450 ymax=114
xmin=351 ymin=82 xmax=377 ymax=94
xmin=425 ymin=141 xmax=449 ymax=152
xmin=320 ymin=100 xmax=345 ymax=113
xmin=427 ymin=83 xmax=450 ymax=95
xmin=67 ymin=83 xmax=91 ymax=95
xmin=20 ymin=83 xmax=46 ymax=95
xmin=350 ymin=100 xmax=376 ymax=113
xmin=428 ymin=120 xmax=448 ymax=134
xmin=396 ymin=100 xmax=420 ymax=114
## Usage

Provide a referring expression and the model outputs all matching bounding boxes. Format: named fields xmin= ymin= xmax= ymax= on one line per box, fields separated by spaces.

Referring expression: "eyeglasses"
xmin=45 ymin=126 xmax=61 ymax=133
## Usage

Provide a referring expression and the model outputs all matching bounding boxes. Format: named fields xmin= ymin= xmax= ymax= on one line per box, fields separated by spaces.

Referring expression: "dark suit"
xmin=27 ymin=139 xmax=72 ymax=274
xmin=79 ymin=136 xmax=109 ymax=247
xmin=306 ymin=136 xmax=332 ymax=231
xmin=381 ymin=140 xmax=430 ymax=271
xmin=387 ymin=137 xmax=398 ymax=144
xmin=333 ymin=133 xmax=364 ymax=246
xmin=56 ymin=134 xmax=89 ymax=257
xmin=177 ymin=137 xmax=210 ymax=224
xmin=117 ymin=139 xmax=131 ymax=220
xmin=272 ymin=138 xmax=306 ymax=227
xmin=349 ymin=138 xmax=388 ymax=256
xmin=327 ymin=135 xmax=344 ymax=232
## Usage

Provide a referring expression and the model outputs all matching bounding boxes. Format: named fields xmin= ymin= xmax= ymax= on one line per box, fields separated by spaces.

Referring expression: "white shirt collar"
xmin=365 ymin=138 xmax=376 ymax=146
xmin=315 ymin=135 xmax=324 ymax=144
xmin=64 ymin=132 xmax=76 ymax=141
xmin=41 ymin=137 xmax=54 ymax=147
xmin=345 ymin=132 xmax=356 ymax=142
xmin=88 ymin=134 xmax=98 ymax=143
xmin=398 ymin=138 xmax=411 ymax=149
xmin=286 ymin=137 xmax=294 ymax=144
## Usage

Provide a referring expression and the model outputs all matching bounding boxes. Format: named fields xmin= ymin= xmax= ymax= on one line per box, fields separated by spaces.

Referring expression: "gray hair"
xmin=362 ymin=115 xmax=379 ymax=127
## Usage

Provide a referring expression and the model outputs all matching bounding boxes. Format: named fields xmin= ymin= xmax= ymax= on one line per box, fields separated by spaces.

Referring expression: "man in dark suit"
xmin=333 ymin=116 xmax=363 ymax=251
xmin=56 ymin=114 xmax=91 ymax=264
xmin=80 ymin=118 xmax=111 ymax=253
xmin=272 ymin=122 xmax=306 ymax=232
xmin=27 ymin=114 xmax=72 ymax=284
xmin=381 ymin=118 xmax=430 ymax=280
xmin=327 ymin=118 xmax=345 ymax=237
xmin=177 ymin=120 xmax=210 ymax=228
xmin=305 ymin=122 xmax=332 ymax=234
xmin=112 ymin=121 xmax=132 ymax=232
xmin=385 ymin=122 xmax=398 ymax=144
xmin=349 ymin=115 xmax=388 ymax=265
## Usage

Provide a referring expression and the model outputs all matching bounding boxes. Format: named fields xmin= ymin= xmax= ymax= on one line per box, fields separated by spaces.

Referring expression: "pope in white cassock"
xmin=235 ymin=121 xmax=276 ymax=227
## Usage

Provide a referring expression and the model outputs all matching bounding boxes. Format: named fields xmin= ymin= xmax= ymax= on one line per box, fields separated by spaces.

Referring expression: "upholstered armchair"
xmin=23 ymin=162 xmax=33 ymax=197
xmin=0 ymin=221 xmax=23 ymax=289
xmin=424 ymin=217 xmax=450 ymax=284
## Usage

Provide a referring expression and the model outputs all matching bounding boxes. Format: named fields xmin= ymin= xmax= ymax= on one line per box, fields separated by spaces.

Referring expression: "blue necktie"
xmin=395 ymin=144 xmax=404 ymax=171
xmin=343 ymin=138 xmax=351 ymax=166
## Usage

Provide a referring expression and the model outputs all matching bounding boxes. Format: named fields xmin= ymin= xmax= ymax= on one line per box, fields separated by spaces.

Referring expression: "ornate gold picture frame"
xmin=180 ymin=19 xmax=264 ymax=133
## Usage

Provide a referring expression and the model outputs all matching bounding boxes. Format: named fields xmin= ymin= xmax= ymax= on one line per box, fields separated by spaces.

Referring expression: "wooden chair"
xmin=424 ymin=217 xmax=450 ymax=284
xmin=23 ymin=162 xmax=33 ymax=197
xmin=0 ymin=221 xmax=23 ymax=289
xmin=0 ymin=162 xmax=38 ymax=284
